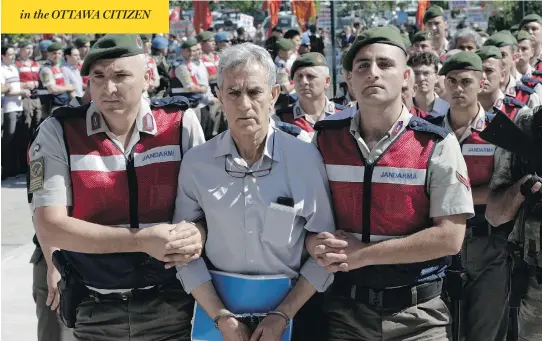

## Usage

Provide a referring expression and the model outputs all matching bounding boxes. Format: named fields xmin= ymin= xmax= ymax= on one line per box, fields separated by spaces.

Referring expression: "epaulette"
xmin=150 ymin=96 xmax=190 ymax=111
xmin=503 ymin=95 xmax=526 ymax=108
xmin=533 ymin=70 xmax=542 ymax=77
xmin=424 ymin=111 xmax=446 ymax=127
xmin=274 ymin=121 xmax=303 ymax=137
xmin=333 ymin=103 xmax=347 ymax=111
xmin=516 ymin=83 xmax=535 ymax=95
xmin=521 ymin=75 xmax=541 ymax=87
xmin=51 ymin=104 xmax=88 ymax=119
xmin=314 ymin=117 xmax=351 ymax=131
xmin=408 ymin=116 xmax=449 ymax=139
xmin=485 ymin=112 xmax=496 ymax=123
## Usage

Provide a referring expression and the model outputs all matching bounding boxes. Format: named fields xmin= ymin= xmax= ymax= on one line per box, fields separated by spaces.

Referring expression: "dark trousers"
xmin=292 ymin=293 xmax=327 ymax=341
xmin=32 ymin=253 xmax=75 ymax=341
xmin=2 ymin=111 xmax=25 ymax=177
xmin=74 ymin=283 xmax=194 ymax=341
xmin=462 ymin=230 xmax=513 ymax=341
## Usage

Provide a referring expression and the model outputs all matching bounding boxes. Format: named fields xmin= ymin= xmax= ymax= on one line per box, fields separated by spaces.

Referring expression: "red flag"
xmin=263 ymin=0 xmax=281 ymax=37
xmin=193 ymin=1 xmax=212 ymax=34
xmin=416 ymin=0 xmax=430 ymax=30
xmin=169 ymin=7 xmax=181 ymax=22
xmin=292 ymin=0 xmax=315 ymax=31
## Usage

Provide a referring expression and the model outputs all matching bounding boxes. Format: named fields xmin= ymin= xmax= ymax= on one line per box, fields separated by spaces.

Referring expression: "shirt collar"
xmin=293 ymin=97 xmax=334 ymax=119
xmin=349 ymin=104 xmax=411 ymax=138
xmin=444 ymin=102 xmax=487 ymax=133
xmin=505 ymin=75 xmax=518 ymax=96
xmin=86 ymin=96 xmax=157 ymax=136
xmin=214 ymin=126 xmax=281 ymax=164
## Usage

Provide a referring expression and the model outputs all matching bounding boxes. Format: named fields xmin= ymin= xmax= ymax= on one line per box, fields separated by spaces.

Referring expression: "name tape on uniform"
xmin=2 ymin=0 xmax=168 ymax=33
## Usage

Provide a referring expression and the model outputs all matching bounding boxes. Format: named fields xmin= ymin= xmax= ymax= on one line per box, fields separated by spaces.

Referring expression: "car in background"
xmin=262 ymin=12 xmax=300 ymax=32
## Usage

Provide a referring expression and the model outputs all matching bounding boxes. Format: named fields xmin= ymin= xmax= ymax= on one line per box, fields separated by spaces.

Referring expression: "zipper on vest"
xmin=126 ymin=153 xmax=139 ymax=229
xmin=361 ymin=162 xmax=374 ymax=243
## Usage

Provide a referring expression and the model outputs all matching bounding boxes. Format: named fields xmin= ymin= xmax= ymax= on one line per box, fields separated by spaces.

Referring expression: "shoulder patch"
xmin=516 ymin=84 xmax=535 ymax=95
xmin=334 ymin=103 xmax=346 ymax=111
xmin=275 ymin=121 xmax=302 ymax=137
xmin=521 ymin=76 xmax=541 ymax=87
xmin=150 ymin=96 xmax=190 ymax=111
xmin=503 ymin=96 xmax=526 ymax=108
xmin=28 ymin=157 xmax=45 ymax=193
xmin=407 ymin=116 xmax=449 ymax=139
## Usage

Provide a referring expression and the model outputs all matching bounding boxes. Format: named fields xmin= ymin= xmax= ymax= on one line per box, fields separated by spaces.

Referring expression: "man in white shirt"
xmin=61 ymin=46 xmax=83 ymax=98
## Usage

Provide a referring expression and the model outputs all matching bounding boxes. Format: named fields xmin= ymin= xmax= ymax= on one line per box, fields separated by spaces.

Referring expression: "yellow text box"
xmin=2 ymin=0 xmax=169 ymax=34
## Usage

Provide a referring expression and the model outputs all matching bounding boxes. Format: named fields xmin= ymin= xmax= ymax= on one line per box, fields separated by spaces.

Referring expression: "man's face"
xmin=523 ymin=22 xmax=542 ymax=49
xmin=67 ymin=48 xmax=81 ymax=66
xmin=517 ymin=39 xmax=534 ymax=67
xmin=412 ymin=40 xmax=433 ymax=53
xmin=481 ymin=58 xmax=505 ymax=96
xmin=426 ymin=16 xmax=446 ymax=41
xmin=278 ymin=49 xmax=292 ymax=60
xmin=348 ymin=43 xmax=407 ymax=107
xmin=445 ymin=69 xmax=483 ymax=109
xmin=78 ymin=43 xmax=91 ymax=59
xmin=195 ymin=44 xmax=203 ymax=59
xmin=293 ymin=66 xmax=330 ymax=100
xmin=48 ymin=50 xmax=63 ymax=64
xmin=202 ymin=39 xmax=216 ymax=53
xmin=498 ymin=45 xmax=514 ymax=78
xmin=2 ymin=48 xmax=16 ymax=65
xmin=19 ymin=45 xmax=33 ymax=59
xmin=412 ymin=64 xmax=437 ymax=94
xmin=291 ymin=35 xmax=301 ymax=52
xmin=217 ymin=61 xmax=279 ymax=139
xmin=89 ymin=55 xmax=150 ymax=117
xmin=455 ymin=37 xmax=477 ymax=52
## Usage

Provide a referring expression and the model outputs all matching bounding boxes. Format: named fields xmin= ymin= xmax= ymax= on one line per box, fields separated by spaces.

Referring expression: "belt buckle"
xmin=368 ymin=289 xmax=384 ymax=308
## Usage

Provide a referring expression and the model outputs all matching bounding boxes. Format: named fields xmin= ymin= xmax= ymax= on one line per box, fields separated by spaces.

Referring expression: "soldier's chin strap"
xmin=521 ymin=175 xmax=542 ymax=203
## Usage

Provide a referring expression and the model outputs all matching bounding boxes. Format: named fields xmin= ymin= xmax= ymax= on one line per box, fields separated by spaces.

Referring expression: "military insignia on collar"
xmin=136 ymin=35 xmax=143 ymax=49
xmin=507 ymin=86 xmax=516 ymax=97
xmin=143 ymin=113 xmax=154 ymax=132
xmin=392 ymin=121 xmax=403 ymax=137
xmin=295 ymin=106 xmax=302 ymax=118
xmin=28 ymin=157 xmax=45 ymax=193
xmin=326 ymin=102 xmax=335 ymax=113
xmin=91 ymin=112 xmax=101 ymax=131
xmin=494 ymin=98 xmax=503 ymax=110
xmin=456 ymin=171 xmax=470 ymax=190
xmin=475 ymin=118 xmax=484 ymax=130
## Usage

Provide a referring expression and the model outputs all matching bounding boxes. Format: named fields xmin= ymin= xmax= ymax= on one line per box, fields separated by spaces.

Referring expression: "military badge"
xmin=29 ymin=157 xmax=45 ymax=193
xmin=143 ymin=113 xmax=154 ymax=132
xmin=456 ymin=171 xmax=470 ymax=190
xmin=91 ymin=112 xmax=101 ymax=131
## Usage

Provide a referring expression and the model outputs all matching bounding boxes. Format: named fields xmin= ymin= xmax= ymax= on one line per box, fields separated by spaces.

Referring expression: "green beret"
xmin=423 ymin=5 xmax=444 ymax=24
xmin=74 ymin=36 xmax=90 ymax=48
xmin=197 ymin=31 xmax=214 ymax=42
xmin=342 ymin=27 xmax=407 ymax=72
xmin=290 ymin=52 xmax=327 ymax=79
xmin=18 ymin=39 xmax=33 ymax=48
xmin=181 ymin=38 xmax=198 ymax=49
xmin=439 ymin=51 xmax=482 ymax=76
xmin=412 ymin=31 xmax=432 ymax=43
xmin=484 ymin=31 xmax=517 ymax=47
xmin=511 ymin=24 xmax=519 ymax=33
xmin=476 ymin=46 xmax=502 ymax=61
xmin=515 ymin=30 xmax=532 ymax=42
xmin=276 ymin=38 xmax=294 ymax=51
xmin=402 ymin=35 xmax=412 ymax=49
xmin=80 ymin=34 xmax=144 ymax=76
xmin=520 ymin=14 xmax=542 ymax=29
xmin=47 ymin=42 xmax=63 ymax=52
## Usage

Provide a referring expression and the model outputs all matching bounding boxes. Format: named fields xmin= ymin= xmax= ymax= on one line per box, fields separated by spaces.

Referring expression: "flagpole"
xmin=330 ymin=0 xmax=337 ymax=97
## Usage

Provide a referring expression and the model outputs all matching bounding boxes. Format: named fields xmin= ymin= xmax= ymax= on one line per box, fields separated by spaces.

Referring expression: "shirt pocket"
xmin=262 ymin=203 xmax=297 ymax=248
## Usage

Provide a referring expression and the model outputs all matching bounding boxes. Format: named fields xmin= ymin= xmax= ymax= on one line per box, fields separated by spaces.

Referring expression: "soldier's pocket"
xmin=262 ymin=203 xmax=297 ymax=248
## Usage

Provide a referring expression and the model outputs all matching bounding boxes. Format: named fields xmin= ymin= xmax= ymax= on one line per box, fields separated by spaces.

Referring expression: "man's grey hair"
xmin=449 ymin=28 xmax=483 ymax=50
xmin=217 ymin=43 xmax=276 ymax=89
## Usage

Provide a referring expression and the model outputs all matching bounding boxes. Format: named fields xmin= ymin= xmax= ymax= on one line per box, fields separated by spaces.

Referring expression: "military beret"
xmin=511 ymin=24 xmax=519 ymax=33
xmin=476 ymin=45 xmax=502 ymax=61
xmin=276 ymin=38 xmax=294 ymax=51
xmin=423 ymin=5 xmax=444 ymax=24
xmin=412 ymin=31 xmax=432 ymax=43
xmin=439 ymin=51 xmax=482 ymax=76
xmin=402 ymin=35 xmax=412 ymax=49
xmin=290 ymin=52 xmax=327 ymax=79
xmin=515 ymin=30 xmax=532 ymax=42
xmin=215 ymin=32 xmax=229 ymax=43
xmin=197 ymin=31 xmax=214 ymax=42
xmin=47 ymin=42 xmax=63 ymax=52
xmin=152 ymin=37 xmax=169 ymax=49
xmin=181 ymin=38 xmax=198 ymax=49
xmin=39 ymin=40 xmax=52 ymax=51
xmin=484 ymin=31 xmax=518 ymax=47
xmin=342 ymin=27 xmax=407 ymax=72
xmin=80 ymin=34 xmax=144 ymax=76
xmin=74 ymin=36 xmax=90 ymax=48
xmin=18 ymin=39 xmax=33 ymax=48
xmin=520 ymin=14 xmax=542 ymax=29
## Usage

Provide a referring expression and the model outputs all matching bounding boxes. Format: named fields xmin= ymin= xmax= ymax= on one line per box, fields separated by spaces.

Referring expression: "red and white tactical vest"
xmin=48 ymin=65 xmax=66 ymax=86
xmin=278 ymin=103 xmax=344 ymax=133
xmin=201 ymin=53 xmax=219 ymax=78
xmin=147 ymin=56 xmax=157 ymax=81
xmin=15 ymin=60 xmax=39 ymax=84
xmin=506 ymin=83 xmax=536 ymax=106
xmin=169 ymin=62 xmax=199 ymax=94
xmin=316 ymin=115 xmax=447 ymax=288
xmin=461 ymin=124 xmax=495 ymax=187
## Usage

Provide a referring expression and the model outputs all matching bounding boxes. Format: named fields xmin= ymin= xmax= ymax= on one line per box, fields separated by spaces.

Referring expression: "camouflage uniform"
xmin=489 ymin=108 xmax=542 ymax=341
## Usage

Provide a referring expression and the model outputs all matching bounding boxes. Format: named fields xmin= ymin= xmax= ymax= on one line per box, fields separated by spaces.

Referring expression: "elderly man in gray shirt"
xmin=173 ymin=43 xmax=337 ymax=341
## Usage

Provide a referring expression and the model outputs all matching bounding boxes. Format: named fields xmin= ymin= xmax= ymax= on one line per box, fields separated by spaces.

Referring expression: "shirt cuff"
xmin=176 ymin=257 xmax=212 ymax=294
xmin=299 ymin=257 xmax=334 ymax=292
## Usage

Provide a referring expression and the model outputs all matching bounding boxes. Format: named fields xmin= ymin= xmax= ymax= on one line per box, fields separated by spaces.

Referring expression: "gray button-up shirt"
xmin=174 ymin=126 xmax=335 ymax=293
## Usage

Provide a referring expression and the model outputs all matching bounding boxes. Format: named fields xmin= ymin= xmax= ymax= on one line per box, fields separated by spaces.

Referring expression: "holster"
xmin=508 ymin=242 xmax=530 ymax=307
xmin=52 ymin=250 xmax=89 ymax=328
xmin=446 ymin=253 xmax=467 ymax=301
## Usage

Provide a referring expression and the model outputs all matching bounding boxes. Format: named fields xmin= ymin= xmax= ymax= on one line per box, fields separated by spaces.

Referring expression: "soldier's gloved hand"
xmin=520 ymin=175 xmax=542 ymax=203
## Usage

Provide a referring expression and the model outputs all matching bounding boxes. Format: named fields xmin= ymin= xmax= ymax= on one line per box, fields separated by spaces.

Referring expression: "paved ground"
xmin=2 ymin=175 xmax=38 ymax=341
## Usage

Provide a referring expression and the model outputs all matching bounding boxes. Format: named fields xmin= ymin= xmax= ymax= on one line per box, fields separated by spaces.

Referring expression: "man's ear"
xmin=270 ymin=84 xmax=280 ymax=109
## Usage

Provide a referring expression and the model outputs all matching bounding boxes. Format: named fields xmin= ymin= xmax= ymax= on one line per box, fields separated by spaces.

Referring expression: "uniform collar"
xmin=350 ymin=105 xmax=411 ymax=139
xmin=444 ymin=102 xmax=486 ymax=135
xmin=505 ymin=75 xmax=518 ymax=96
xmin=86 ymin=96 xmax=157 ymax=137
xmin=293 ymin=97 xmax=335 ymax=120
xmin=214 ymin=126 xmax=281 ymax=163
xmin=491 ymin=90 xmax=506 ymax=112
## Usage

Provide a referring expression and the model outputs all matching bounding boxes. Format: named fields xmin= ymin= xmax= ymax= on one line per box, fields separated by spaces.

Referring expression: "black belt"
xmin=87 ymin=283 xmax=184 ymax=302
xmin=331 ymin=280 xmax=442 ymax=311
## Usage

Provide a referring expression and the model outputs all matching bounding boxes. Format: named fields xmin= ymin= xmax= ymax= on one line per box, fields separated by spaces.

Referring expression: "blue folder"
xmin=191 ymin=270 xmax=294 ymax=341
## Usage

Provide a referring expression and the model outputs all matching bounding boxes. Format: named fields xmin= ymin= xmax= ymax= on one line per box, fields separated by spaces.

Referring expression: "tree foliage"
xmin=488 ymin=1 xmax=542 ymax=33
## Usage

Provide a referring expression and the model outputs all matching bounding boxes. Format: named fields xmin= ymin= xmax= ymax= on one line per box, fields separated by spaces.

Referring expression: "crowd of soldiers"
xmin=2 ymin=3 xmax=542 ymax=341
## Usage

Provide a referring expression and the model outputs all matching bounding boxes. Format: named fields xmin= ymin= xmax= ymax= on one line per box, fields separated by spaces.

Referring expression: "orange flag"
xmin=292 ymin=0 xmax=316 ymax=31
xmin=263 ymin=0 xmax=281 ymax=37
xmin=193 ymin=1 xmax=212 ymax=34
xmin=416 ymin=0 xmax=430 ymax=31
